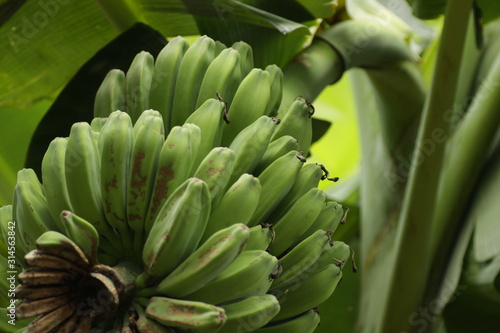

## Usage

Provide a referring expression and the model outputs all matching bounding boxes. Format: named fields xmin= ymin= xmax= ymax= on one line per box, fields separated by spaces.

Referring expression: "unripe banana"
xmin=148 ymin=36 xmax=190 ymax=131
xmin=65 ymin=122 xmax=119 ymax=249
xmin=274 ymin=240 xmax=349 ymax=293
xmin=138 ymin=178 xmax=210 ymax=287
xmin=228 ymin=116 xmax=278 ymax=184
xmin=248 ymin=151 xmax=305 ymax=226
xmin=220 ymin=294 xmax=281 ymax=333
xmin=193 ymin=147 xmax=236 ymax=208
xmin=255 ymin=308 xmax=320 ymax=333
xmin=271 ymin=229 xmax=332 ymax=289
xmin=145 ymin=223 xmax=250 ymax=298
xmin=184 ymin=250 xmax=279 ymax=305
xmin=145 ymin=297 xmax=226 ymax=332
xmin=90 ymin=117 xmax=108 ymax=133
xmin=297 ymin=201 xmax=343 ymax=244
xmin=253 ymin=135 xmax=300 ymax=175
xmin=134 ymin=300 xmax=176 ymax=332
xmin=59 ymin=210 xmax=99 ymax=264
xmin=171 ymin=35 xmax=216 ymax=127
xmin=200 ymin=173 xmax=261 ymax=243
xmin=94 ymin=69 xmax=126 ymax=118
xmin=127 ymin=112 xmax=164 ymax=252
xmin=268 ymin=188 xmax=327 ymax=257
xmin=98 ymin=111 xmax=134 ymax=250
xmin=16 ymin=168 xmax=44 ymax=197
xmin=265 ymin=64 xmax=284 ymax=117
xmin=214 ymin=40 xmax=227 ymax=56
xmin=196 ymin=48 xmax=242 ymax=108
xmin=145 ymin=123 xmax=201 ymax=233
xmin=242 ymin=224 xmax=275 ymax=251
xmin=269 ymin=163 xmax=324 ymax=222
xmin=184 ymin=98 xmax=227 ymax=168
xmin=125 ymin=51 xmax=155 ymax=122
xmin=318 ymin=240 xmax=351 ymax=269
xmin=13 ymin=180 xmax=57 ymax=253
xmin=131 ymin=109 xmax=162 ymax=136
xmin=231 ymin=41 xmax=254 ymax=78
xmin=271 ymin=264 xmax=342 ymax=321
xmin=271 ymin=96 xmax=314 ymax=156
xmin=222 ymin=68 xmax=273 ymax=146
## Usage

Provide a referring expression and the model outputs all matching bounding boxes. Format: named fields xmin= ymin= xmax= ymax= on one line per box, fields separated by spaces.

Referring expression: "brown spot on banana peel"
xmin=130 ymin=151 xmax=147 ymax=196
xmin=149 ymin=164 xmax=175 ymax=216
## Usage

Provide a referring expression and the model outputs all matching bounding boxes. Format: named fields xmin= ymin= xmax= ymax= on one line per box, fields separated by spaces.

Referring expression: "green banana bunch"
xmin=3 ymin=35 xmax=353 ymax=332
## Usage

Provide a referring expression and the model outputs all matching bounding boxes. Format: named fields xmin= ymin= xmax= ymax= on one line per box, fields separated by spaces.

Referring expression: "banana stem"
xmin=379 ymin=0 xmax=474 ymax=331
xmin=94 ymin=0 xmax=141 ymax=34
xmin=424 ymin=51 xmax=500 ymax=319
xmin=279 ymin=38 xmax=344 ymax=114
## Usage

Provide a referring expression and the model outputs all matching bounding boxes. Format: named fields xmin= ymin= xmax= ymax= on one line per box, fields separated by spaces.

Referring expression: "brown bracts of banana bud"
xmin=15 ymin=231 xmax=136 ymax=332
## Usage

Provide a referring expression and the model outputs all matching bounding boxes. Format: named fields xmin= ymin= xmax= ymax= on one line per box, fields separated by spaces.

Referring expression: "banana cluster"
xmin=0 ymin=35 xmax=352 ymax=332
